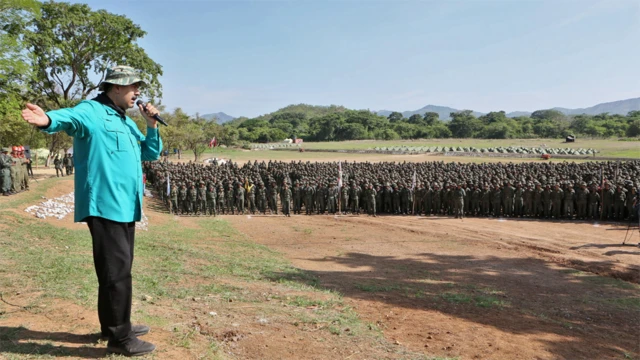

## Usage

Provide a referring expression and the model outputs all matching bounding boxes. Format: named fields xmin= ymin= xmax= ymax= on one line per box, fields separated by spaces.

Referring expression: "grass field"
xmin=178 ymin=138 xmax=637 ymax=166
xmin=297 ymin=138 xmax=639 ymax=158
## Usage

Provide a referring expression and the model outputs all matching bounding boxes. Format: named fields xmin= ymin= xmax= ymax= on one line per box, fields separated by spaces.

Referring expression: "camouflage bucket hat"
xmin=98 ymin=65 xmax=146 ymax=91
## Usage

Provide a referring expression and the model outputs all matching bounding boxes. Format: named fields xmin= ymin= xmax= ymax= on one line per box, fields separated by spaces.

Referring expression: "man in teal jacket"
xmin=21 ymin=65 xmax=161 ymax=357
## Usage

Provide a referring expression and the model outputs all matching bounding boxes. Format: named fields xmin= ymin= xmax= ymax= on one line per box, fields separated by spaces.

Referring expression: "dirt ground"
xmin=2 ymin=162 xmax=640 ymax=360
xmin=225 ymin=214 xmax=640 ymax=360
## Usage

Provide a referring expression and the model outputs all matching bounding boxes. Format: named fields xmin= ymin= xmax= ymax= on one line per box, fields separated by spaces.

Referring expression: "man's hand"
xmin=22 ymin=103 xmax=49 ymax=127
xmin=138 ymin=102 xmax=159 ymax=128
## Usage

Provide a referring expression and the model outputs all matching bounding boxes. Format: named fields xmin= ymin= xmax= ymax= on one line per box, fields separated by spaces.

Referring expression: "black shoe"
xmin=107 ymin=337 xmax=155 ymax=357
xmin=101 ymin=325 xmax=150 ymax=340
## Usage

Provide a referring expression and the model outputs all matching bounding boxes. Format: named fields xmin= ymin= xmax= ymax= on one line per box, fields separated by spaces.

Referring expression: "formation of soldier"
xmin=144 ymin=159 xmax=639 ymax=222
xmin=0 ymin=146 xmax=31 ymax=196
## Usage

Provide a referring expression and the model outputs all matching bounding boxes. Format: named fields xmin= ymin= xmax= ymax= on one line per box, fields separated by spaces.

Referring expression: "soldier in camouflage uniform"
xmin=366 ymin=183 xmax=377 ymax=217
xmin=601 ymin=182 xmax=614 ymax=220
xmin=169 ymin=183 xmax=178 ymax=214
xmin=453 ymin=183 xmax=465 ymax=219
xmin=588 ymin=184 xmax=600 ymax=220
xmin=206 ymin=183 xmax=217 ymax=216
xmin=226 ymin=183 xmax=235 ymax=214
xmin=197 ymin=182 xmax=207 ymax=215
xmin=542 ymin=184 xmax=552 ymax=218
xmin=513 ymin=183 xmax=524 ymax=217
xmin=268 ymin=181 xmax=279 ymax=215
xmin=432 ymin=183 xmax=442 ymax=215
xmin=551 ymin=184 xmax=563 ymax=219
xmin=257 ymin=182 xmax=267 ymax=214
xmin=349 ymin=182 xmax=360 ymax=215
xmin=502 ymin=181 xmax=515 ymax=217
xmin=187 ymin=183 xmax=197 ymax=215
xmin=282 ymin=183 xmax=292 ymax=217
xmin=340 ymin=184 xmax=349 ymax=215
xmin=217 ymin=184 xmax=226 ymax=214
xmin=491 ymin=184 xmax=502 ymax=217
xmin=179 ymin=183 xmax=188 ymax=215
xmin=304 ymin=182 xmax=315 ymax=215
xmin=481 ymin=184 xmax=491 ymax=216
xmin=470 ymin=184 xmax=481 ymax=216
xmin=563 ymin=183 xmax=575 ymax=219
xmin=236 ymin=182 xmax=245 ymax=214
xmin=1 ymin=148 xmax=13 ymax=195
xmin=384 ymin=184 xmax=393 ymax=214
xmin=613 ymin=183 xmax=626 ymax=221
xmin=576 ymin=182 xmax=589 ymax=219
xmin=293 ymin=181 xmax=302 ymax=214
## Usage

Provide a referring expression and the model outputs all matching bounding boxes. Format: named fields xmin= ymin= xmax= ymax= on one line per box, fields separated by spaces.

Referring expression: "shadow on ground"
xmin=0 ymin=326 xmax=104 ymax=358
xmin=267 ymin=252 xmax=640 ymax=359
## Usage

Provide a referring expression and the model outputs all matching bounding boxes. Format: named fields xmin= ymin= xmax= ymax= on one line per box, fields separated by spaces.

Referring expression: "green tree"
xmin=0 ymin=0 xmax=40 ymax=147
xmin=407 ymin=113 xmax=423 ymax=125
xmin=338 ymin=123 xmax=368 ymax=140
xmin=479 ymin=111 xmax=508 ymax=124
xmin=183 ymin=118 xmax=218 ymax=162
xmin=158 ymin=108 xmax=191 ymax=153
xmin=237 ymin=127 xmax=257 ymax=142
xmin=220 ymin=126 xmax=239 ymax=146
xmin=373 ymin=128 xmax=400 ymax=140
xmin=626 ymin=120 xmax=640 ymax=137
xmin=423 ymin=112 xmax=439 ymax=126
xmin=387 ymin=111 xmax=404 ymax=123
xmin=309 ymin=114 xmax=344 ymax=141
xmin=447 ymin=110 xmax=481 ymax=138
xmin=392 ymin=122 xmax=418 ymax=139
xmin=24 ymin=1 xmax=163 ymax=107
xmin=531 ymin=109 xmax=566 ymax=122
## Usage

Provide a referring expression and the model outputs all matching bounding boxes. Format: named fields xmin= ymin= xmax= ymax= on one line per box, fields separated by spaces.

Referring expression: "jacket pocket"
xmin=104 ymin=120 xmax=126 ymax=152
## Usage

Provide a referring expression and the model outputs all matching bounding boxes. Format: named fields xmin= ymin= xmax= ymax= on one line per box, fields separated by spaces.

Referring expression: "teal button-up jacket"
xmin=43 ymin=99 xmax=162 ymax=223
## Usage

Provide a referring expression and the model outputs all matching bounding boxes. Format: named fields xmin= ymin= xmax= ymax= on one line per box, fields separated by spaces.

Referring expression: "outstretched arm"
xmin=22 ymin=102 xmax=93 ymax=138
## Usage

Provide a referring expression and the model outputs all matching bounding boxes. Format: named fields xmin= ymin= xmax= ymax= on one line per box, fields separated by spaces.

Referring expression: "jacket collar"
xmin=93 ymin=93 xmax=126 ymax=118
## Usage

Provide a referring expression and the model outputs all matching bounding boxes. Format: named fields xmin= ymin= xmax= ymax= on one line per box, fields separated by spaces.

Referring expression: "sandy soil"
xmin=225 ymin=214 xmax=640 ymax=360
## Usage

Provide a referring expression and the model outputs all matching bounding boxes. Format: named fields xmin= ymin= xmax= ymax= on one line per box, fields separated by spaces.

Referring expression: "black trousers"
xmin=86 ymin=216 xmax=135 ymax=343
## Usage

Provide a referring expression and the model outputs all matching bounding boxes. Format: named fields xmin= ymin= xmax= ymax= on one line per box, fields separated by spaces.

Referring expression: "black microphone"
xmin=136 ymin=100 xmax=168 ymax=126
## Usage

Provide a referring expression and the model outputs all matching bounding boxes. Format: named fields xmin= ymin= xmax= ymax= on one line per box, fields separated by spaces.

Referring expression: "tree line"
xmin=228 ymin=105 xmax=640 ymax=143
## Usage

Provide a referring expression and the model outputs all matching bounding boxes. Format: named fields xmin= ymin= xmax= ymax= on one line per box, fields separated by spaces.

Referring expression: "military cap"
xmin=98 ymin=65 xmax=146 ymax=91
xmin=1 ymin=147 xmax=8 ymax=152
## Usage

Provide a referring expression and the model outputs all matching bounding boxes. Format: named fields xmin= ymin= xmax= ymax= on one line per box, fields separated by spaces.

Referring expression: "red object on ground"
xmin=541 ymin=154 xmax=551 ymax=160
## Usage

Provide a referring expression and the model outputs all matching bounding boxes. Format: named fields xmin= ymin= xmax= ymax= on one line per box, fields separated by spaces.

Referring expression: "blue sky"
xmin=71 ymin=0 xmax=639 ymax=118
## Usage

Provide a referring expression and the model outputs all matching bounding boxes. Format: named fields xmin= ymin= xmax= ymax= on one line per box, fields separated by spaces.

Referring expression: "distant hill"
xmin=552 ymin=98 xmax=640 ymax=116
xmin=207 ymin=97 xmax=640 ymax=124
xmin=376 ymin=97 xmax=640 ymax=120
xmin=201 ymin=112 xmax=235 ymax=124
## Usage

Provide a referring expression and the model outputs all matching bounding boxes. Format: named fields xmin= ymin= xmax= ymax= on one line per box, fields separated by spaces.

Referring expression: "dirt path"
xmin=226 ymin=214 xmax=640 ymax=360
